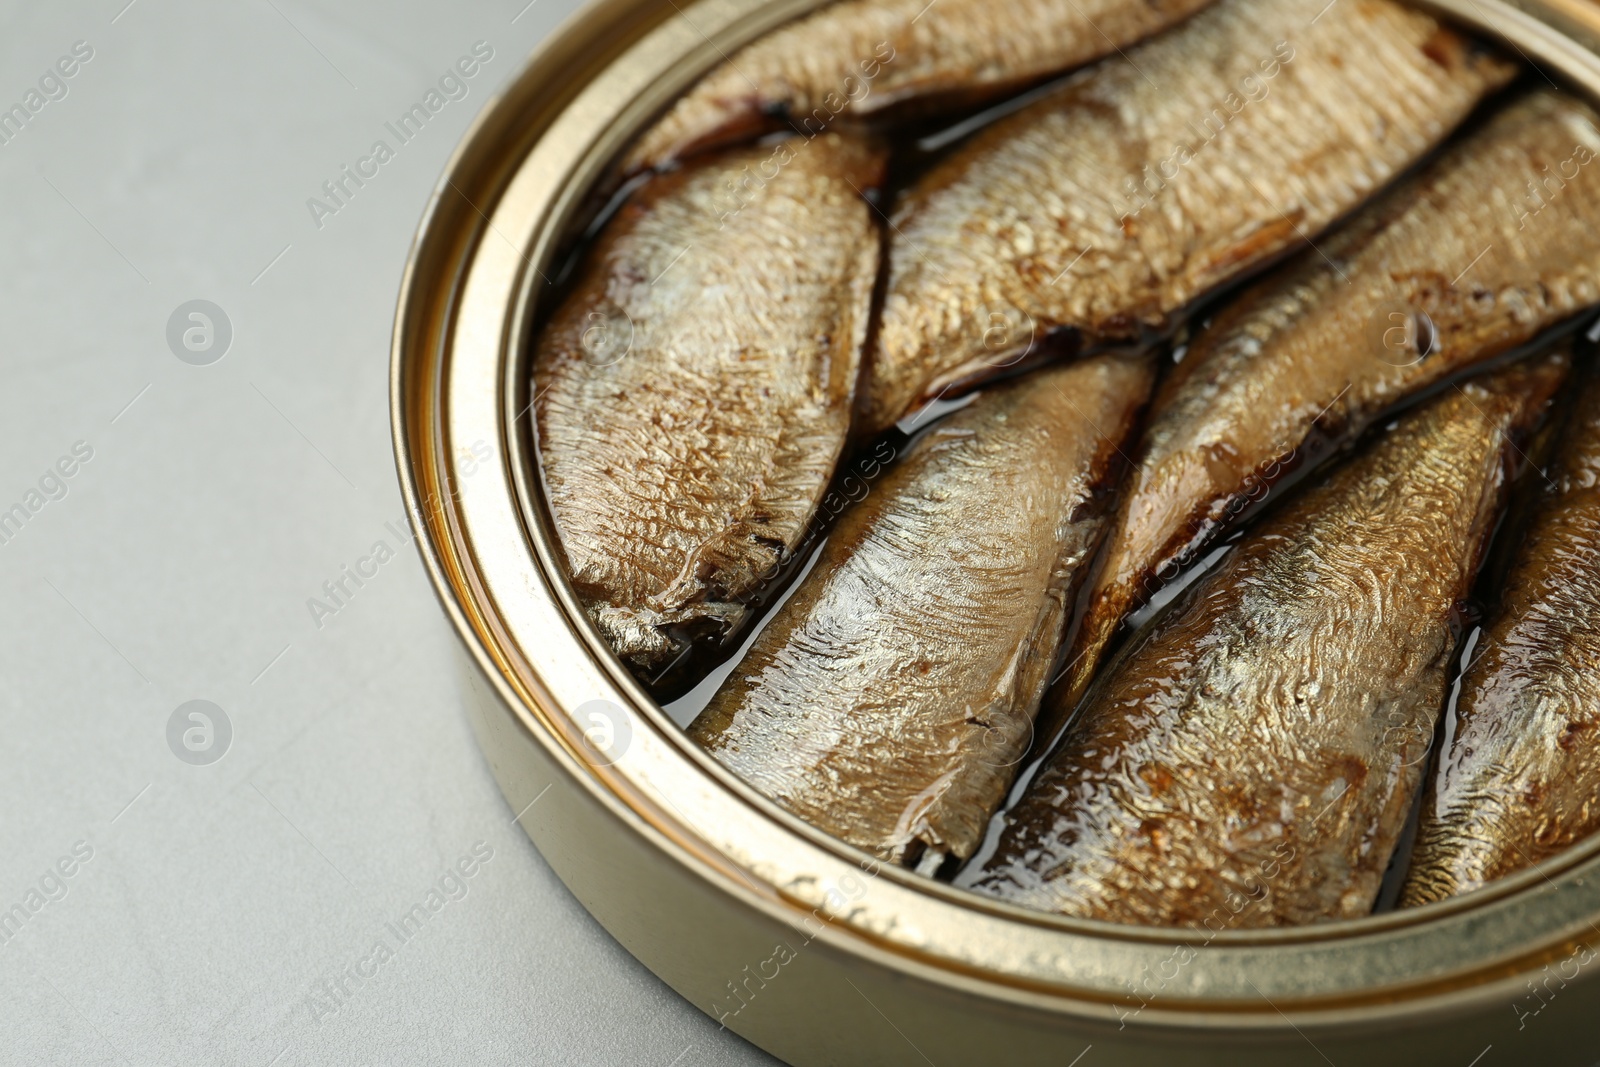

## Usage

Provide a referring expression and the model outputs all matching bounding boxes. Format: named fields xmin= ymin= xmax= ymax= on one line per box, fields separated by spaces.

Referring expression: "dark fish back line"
xmin=1373 ymin=536 xmax=1522 ymax=912
xmin=1457 ymin=353 xmax=1589 ymax=614
xmin=954 ymin=323 xmax=1600 ymax=888
xmin=1383 ymin=622 xmax=1484 ymax=896
xmin=1370 ymin=629 xmax=1476 ymax=912
xmin=549 ymin=170 xmax=654 ymax=292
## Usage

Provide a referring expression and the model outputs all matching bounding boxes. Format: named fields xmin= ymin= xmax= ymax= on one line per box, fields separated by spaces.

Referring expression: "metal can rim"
xmin=391 ymin=0 xmax=1600 ymax=1053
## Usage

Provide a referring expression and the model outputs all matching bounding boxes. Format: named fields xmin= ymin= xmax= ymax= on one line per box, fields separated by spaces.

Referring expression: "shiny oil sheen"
xmin=1058 ymin=88 xmax=1600 ymax=723
xmin=969 ymin=354 xmax=1568 ymax=925
xmin=689 ymin=355 xmax=1152 ymax=868
xmin=1404 ymin=360 xmax=1600 ymax=905
xmin=861 ymin=0 xmax=1517 ymax=435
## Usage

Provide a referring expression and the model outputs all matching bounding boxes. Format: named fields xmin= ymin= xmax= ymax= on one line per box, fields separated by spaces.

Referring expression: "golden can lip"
xmin=393 ymin=0 xmax=1600 ymax=1062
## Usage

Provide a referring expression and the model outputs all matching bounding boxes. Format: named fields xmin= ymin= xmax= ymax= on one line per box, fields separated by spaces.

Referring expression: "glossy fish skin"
xmin=863 ymin=0 xmax=1516 ymax=436
xmin=689 ymin=356 xmax=1154 ymax=867
xmin=1058 ymin=89 xmax=1600 ymax=720
xmin=623 ymin=0 xmax=1214 ymax=174
xmin=966 ymin=356 xmax=1567 ymax=926
xmin=536 ymin=134 xmax=883 ymax=680
xmin=1403 ymin=361 xmax=1600 ymax=906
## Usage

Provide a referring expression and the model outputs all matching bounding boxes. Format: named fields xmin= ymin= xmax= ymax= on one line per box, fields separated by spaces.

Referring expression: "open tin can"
xmin=391 ymin=0 xmax=1600 ymax=1061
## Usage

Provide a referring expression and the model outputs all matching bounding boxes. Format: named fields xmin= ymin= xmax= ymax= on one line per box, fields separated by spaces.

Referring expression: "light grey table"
xmin=0 ymin=2 xmax=780 ymax=1063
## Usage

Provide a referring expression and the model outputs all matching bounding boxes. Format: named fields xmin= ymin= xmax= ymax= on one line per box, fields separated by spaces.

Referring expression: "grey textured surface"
xmin=0 ymin=2 xmax=779 ymax=1064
